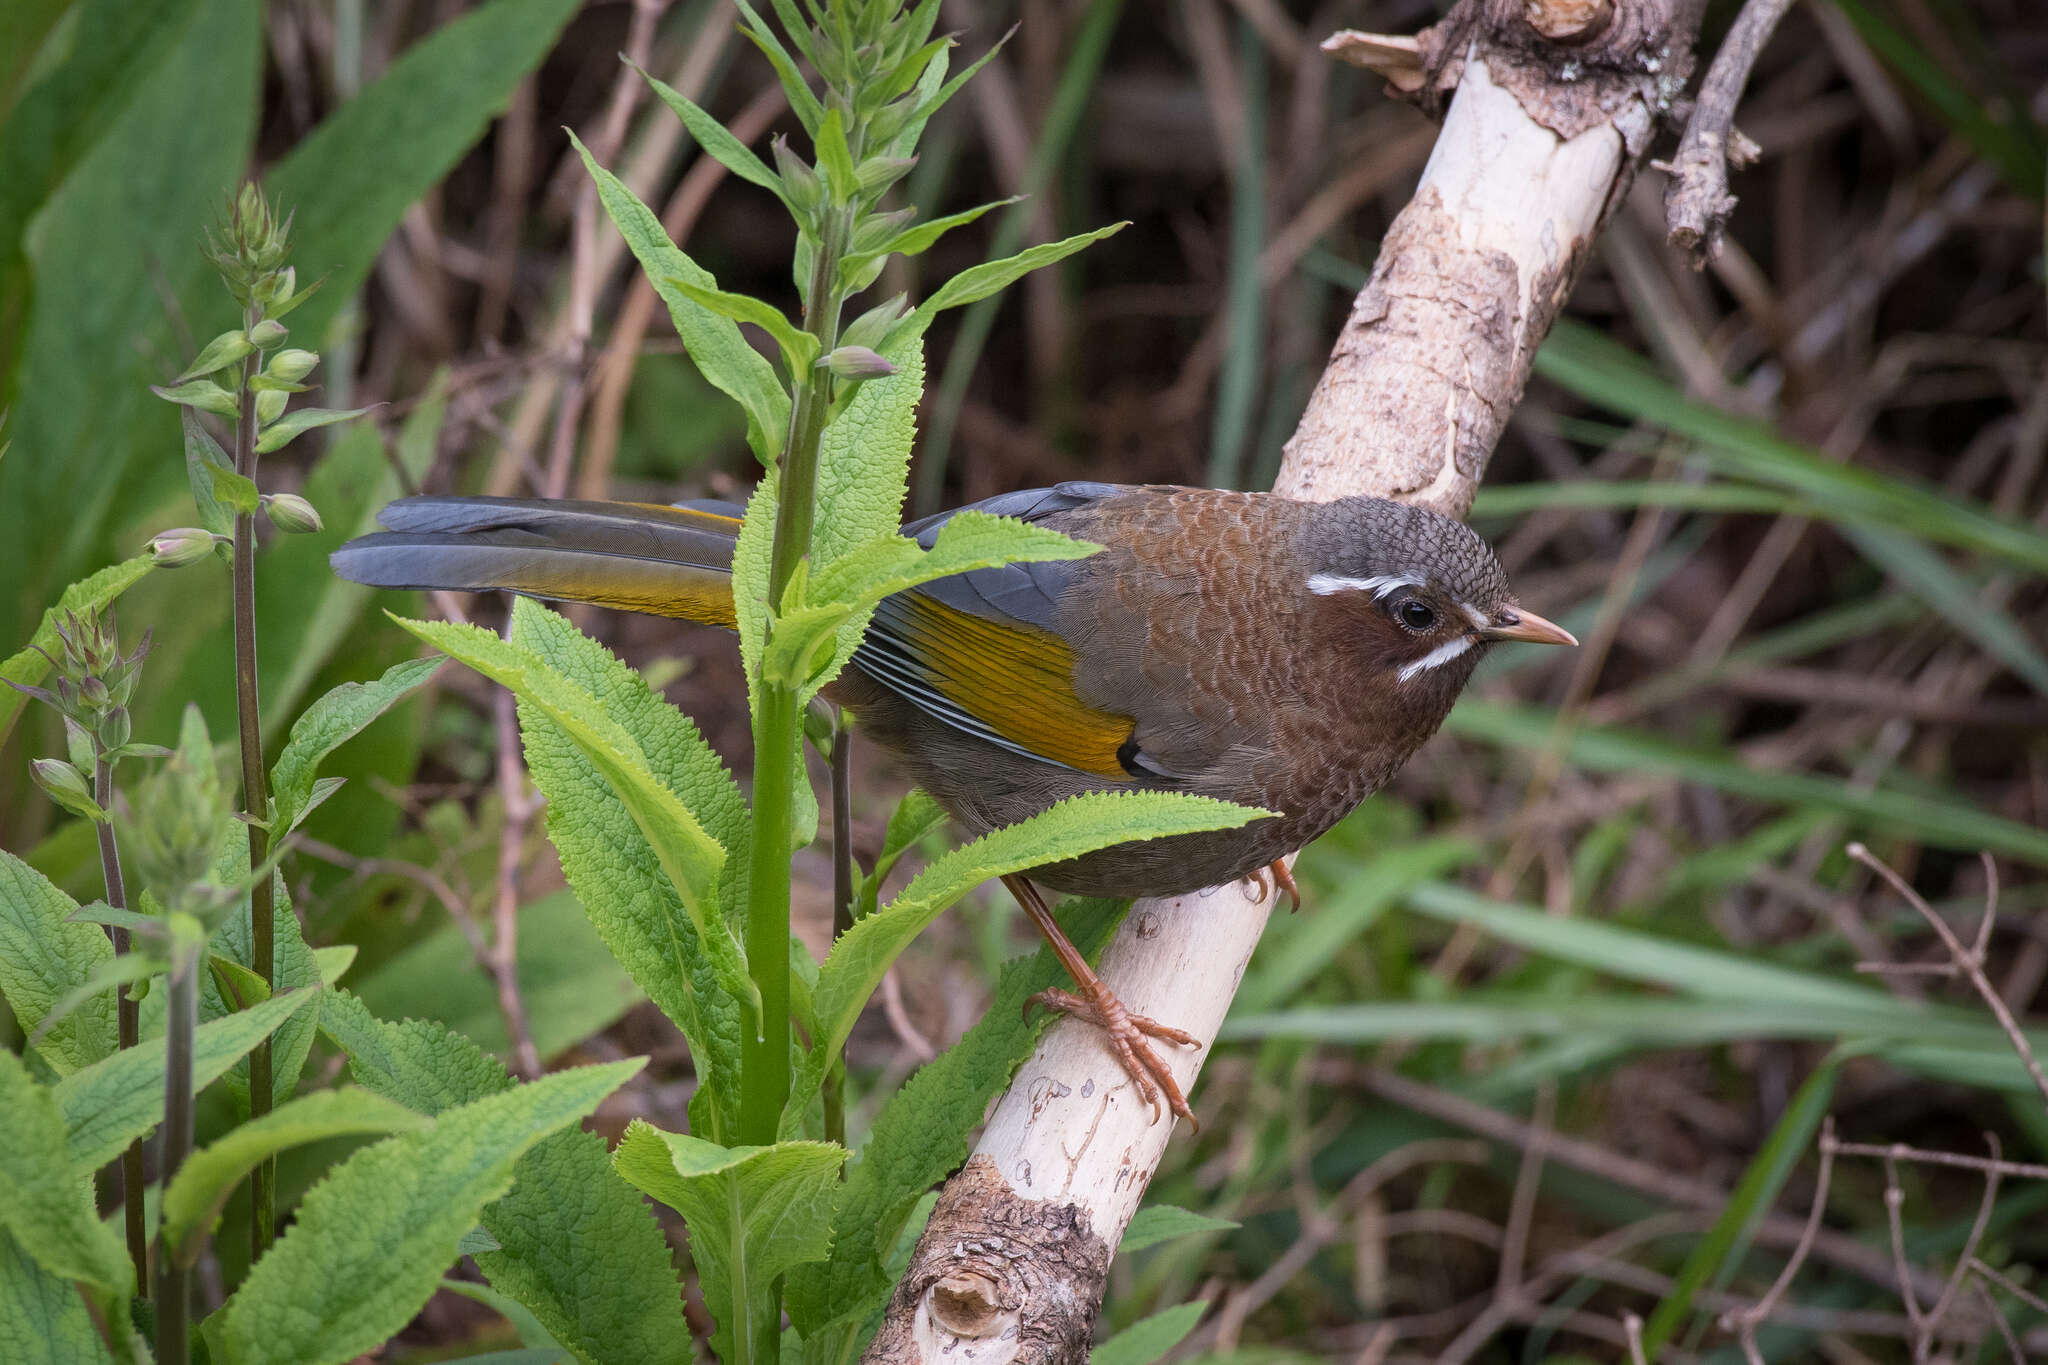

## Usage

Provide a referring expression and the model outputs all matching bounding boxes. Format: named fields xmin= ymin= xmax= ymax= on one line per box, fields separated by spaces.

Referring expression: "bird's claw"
xmin=1025 ymin=985 xmax=1201 ymax=1129
xmin=1241 ymin=859 xmax=1302 ymax=912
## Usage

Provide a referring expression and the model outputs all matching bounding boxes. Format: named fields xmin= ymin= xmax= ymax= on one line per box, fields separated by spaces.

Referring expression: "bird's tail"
xmin=331 ymin=496 xmax=742 ymax=627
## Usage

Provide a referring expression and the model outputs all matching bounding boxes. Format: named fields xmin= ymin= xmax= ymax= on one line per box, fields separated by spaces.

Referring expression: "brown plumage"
xmin=334 ymin=482 xmax=1573 ymax=1122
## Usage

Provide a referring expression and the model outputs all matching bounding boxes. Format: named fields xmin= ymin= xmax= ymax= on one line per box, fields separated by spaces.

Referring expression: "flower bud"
xmin=855 ymin=155 xmax=917 ymax=197
xmin=148 ymin=528 xmax=219 ymax=568
xmin=266 ymin=348 xmax=318 ymax=383
xmin=825 ymin=345 xmax=897 ymax=380
xmin=31 ymin=758 xmax=104 ymax=822
xmin=262 ymin=492 xmax=323 ymax=535
xmin=100 ymin=706 xmax=131 ymax=753
xmin=772 ymin=136 xmax=822 ymax=214
xmin=255 ymin=388 xmax=288 ymax=426
xmin=247 ymin=318 xmax=288 ymax=347
xmin=78 ymin=676 xmax=110 ymax=712
xmin=260 ymin=266 xmax=297 ymax=311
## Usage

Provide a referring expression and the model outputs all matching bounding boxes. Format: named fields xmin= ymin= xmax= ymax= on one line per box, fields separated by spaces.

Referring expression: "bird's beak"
xmin=1483 ymin=606 xmax=1577 ymax=647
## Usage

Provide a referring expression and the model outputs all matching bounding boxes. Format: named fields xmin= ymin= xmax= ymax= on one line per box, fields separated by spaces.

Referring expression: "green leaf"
xmin=1640 ymin=1060 xmax=1838 ymax=1356
xmin=354 ymin=888 xmax=642 ymax=1064
xmin=264 ymin=0 xmax=586 ymax=347
xmin=160 ymin=1088 xmax=427 ymax=1268
xmin=814 ymin=106 xmax=859 ymax=202
xmin=1839 ymin=521 xmax=2048 ymax=695
xmin=573 ymin=129 xmax=790 ymax=464
xmin=835 ymin=197 xmax=1017 ymax=285
xmin=0 ymin=850 xmax=116 ymax=1076
xmin=613 ymin=1123 xmax=846 ymax=1365
xmin=784 ymin=791 xmax=1267 ymax=1134
xmin=1535 ymin=321 xmax=2048 ymax=576
xmin=174 ymin=327 xmax=254 ymax=383
xmin=507 ymin=599 xmax=749 ymax=1139
xmin=251 ymin=403 xmax=372 ymax=454
xmin=0 ymin=554 xmax=155 ymax=747
xmin=199 ymin=837 xmax=325 ymax=1113
xmin=786 ymin=898 xmax=1125 ymax=1337
xmin=903 ymin=223 xmax=1127 ymax=335
xmin=394 ymin=615 xmax=729 ymax=939
xmin=637 ymin=64 xmax=788 ymax=206
xmin=221 ymin=1058 xmax=642 ymax=1365
xmin=179 ymin=407 xmax=240 ymax=536
xmin=1119 ymin=1205 xmax=1238 ymax=1254
xmin=669 ymin=277 xmax=819 ymax=374
xmin=865 ymin=788 xmax=949 ymax=906
xmin=53 ymin=986 xmax=315 ymax=1169
xmin=1443 ymin=700 xmax=2048 ymax=865
xmin=316 ymin=991 xmax=691 ymax=1365
xmin=270 ymin=656 xmax=441 ymax=831
xmin=0 ymin=1224 xmax=124 ymax=1365
xmin=1090 ymin=1300 xmax=1210 ymax=1365
xmin=730 ymin=0 xmax=824 ymax=134
xmin=150 ymin=377 xmax=239 ymax=418
xmin=0 ymin=1049 xmax=132 ymax=1295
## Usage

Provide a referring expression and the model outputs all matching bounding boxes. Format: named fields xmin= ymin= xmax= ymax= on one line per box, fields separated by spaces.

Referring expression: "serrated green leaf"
xmin=252 ymin=404 xmax=372 ymax=455
xmin=317 ymin=991 xmax=691 ymax=1365
xmin=0 ymin=1223 xmax=120 ymax=1365
xmin=0 ymin=850 xmax=116 ymax=1076
xmin=54 ymin=986 xmax=314 ymax=1169
xmin=1119 ymin=1205 xmax=1239 ymax=1254
xmin=270 ymin=656 xmax=441 ymax=832
xmin=0 ymin=1049 xmax=133 ymax=1295
xmin=669 ymin=277 xmax=818 ymax=374
xmin=902 ymin=223 xmax=1126 ymax=336
xmin=1090 ymin=1300 xmax=1210 ymax=1365
xmin=870 ymin=788 xmax=947 ymax=893
xmin=637 ymin=63 xmax=788 ymax=206
xmin=174 ymin=327 xmax=254 ymax=383
xmin=573 ymin=129 xmax=789 ymax=464
xmin=508 ymin=600 xmax=749 ymax=1139
xmin=783 ymin=792 xmax=1268 ymax=1134
xmin=613 ymin=1123 xmax=845 ymax=1365
xmin=0 ymin=555 xmax=154 ymax=748
xmin=786 ymin=898 xmax=1125 ymax=1337
xmin=808 ymin=512 xmax=1096 ymax=608
xmin=221 ymin=1058 xmax=642 ymax=1365
xmin=161 ymin=1088 xmax=427 ymax=1268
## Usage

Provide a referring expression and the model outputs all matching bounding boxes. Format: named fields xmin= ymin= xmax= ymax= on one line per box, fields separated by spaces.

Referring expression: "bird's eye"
xmin=1397 ymin=600 xmax=1437 ymax=631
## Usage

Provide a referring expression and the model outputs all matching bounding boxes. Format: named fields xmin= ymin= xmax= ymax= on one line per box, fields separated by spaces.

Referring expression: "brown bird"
xmin=333 ymin=482 xmax=1574 ymax=1121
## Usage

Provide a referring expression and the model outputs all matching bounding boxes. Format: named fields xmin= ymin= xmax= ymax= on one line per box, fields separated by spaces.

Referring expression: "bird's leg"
xmin=1003 ymin=874 xmax=1200 ymax=1127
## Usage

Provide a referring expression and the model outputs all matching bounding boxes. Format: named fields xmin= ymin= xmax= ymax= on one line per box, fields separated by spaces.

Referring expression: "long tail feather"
xmin=331 ymin=496 xmax=740 ymax=627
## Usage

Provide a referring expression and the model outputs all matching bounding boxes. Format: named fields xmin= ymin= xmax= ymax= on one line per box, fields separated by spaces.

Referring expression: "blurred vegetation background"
xmin=4 ymin=0 xmax=2047 ymax=1358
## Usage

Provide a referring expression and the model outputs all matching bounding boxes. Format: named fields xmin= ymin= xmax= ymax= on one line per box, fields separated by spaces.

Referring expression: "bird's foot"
xmin=1241 ymin=858 xmax=1302 ymax=912
xmin=1025 ymin=984 xmax=1201 ymax=1128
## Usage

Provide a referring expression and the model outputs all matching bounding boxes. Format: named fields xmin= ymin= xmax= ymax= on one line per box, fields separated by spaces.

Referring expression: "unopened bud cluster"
xmin=9 ymin=610 xmax=158 ymax=823
xmin=127 ymin=728 xmax=235 ymax=922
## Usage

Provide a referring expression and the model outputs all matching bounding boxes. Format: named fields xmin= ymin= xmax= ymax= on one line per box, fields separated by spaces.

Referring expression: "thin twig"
xmin=1663 ymin=0 xmax=1793 ymax=265
xmin=1724 ymin=1116 xmax=1837 ymax=1353
xmin=1849 ymin=845 xmax=2048 ymax=1109
xmin=1827 ymin=1140 xmax=2048 ymax=1182
xmin=1922 ymin=1134 xmax=2003 ymax=1356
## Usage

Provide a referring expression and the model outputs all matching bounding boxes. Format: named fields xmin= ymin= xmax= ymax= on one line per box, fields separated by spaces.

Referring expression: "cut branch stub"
xmin=865 ymin=1157 xmax=1111 ymax=1365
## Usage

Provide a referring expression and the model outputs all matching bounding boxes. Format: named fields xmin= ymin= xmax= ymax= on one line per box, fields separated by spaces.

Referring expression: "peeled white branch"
xmin=865 ymin=3 xmax=1707 ymax=1360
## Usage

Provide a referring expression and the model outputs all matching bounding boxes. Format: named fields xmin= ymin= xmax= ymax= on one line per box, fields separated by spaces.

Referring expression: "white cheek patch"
xmin=1460 ymin=602 xmax=1490 ymax=630
xmin=1397 ymin=636 xmax=1473 ymax=682
xmin=1307 ymin=572 xmax=1422 ymax=599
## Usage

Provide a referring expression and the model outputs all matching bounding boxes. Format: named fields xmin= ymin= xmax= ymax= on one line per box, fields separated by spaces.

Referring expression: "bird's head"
xmin=1302 ymin=497 xmax=1575 ymax=708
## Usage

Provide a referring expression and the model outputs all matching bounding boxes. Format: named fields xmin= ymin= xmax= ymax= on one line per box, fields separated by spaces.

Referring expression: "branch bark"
xmin=864 ymin=3 xmax=1707 ymax=1360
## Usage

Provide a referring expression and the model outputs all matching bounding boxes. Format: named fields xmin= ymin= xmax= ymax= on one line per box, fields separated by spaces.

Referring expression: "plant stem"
xmin=155 ymin=949 xmax=198 ymax=1365
xmin=739 ymin=207 xmax=851 ymax=1148
xmin=229 ymin=316 xmax=277 ymax=1252
xmin=824 ymin=716 xmax=853 ymax=1150
xmin=92 ymin=756 xmax=149 ymax=1292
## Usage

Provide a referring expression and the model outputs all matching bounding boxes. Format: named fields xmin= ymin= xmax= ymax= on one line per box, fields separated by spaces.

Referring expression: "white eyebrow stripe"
xmin=1397 ymin=636 xmax=1473 ymax=682
xmin=1307 ymin=573 xmax=1421 ymax=599
xmin=1461 ymin=602 xmax=1490 ymax=629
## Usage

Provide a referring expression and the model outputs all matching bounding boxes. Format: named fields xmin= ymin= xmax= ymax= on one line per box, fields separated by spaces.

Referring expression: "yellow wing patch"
xmin=886 ymin=594 xmax=1135 ymax=780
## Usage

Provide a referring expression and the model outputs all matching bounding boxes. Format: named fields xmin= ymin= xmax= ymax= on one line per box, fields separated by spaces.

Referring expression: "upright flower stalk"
xmin=152 ymin=183 xmax=352 ymax=1252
